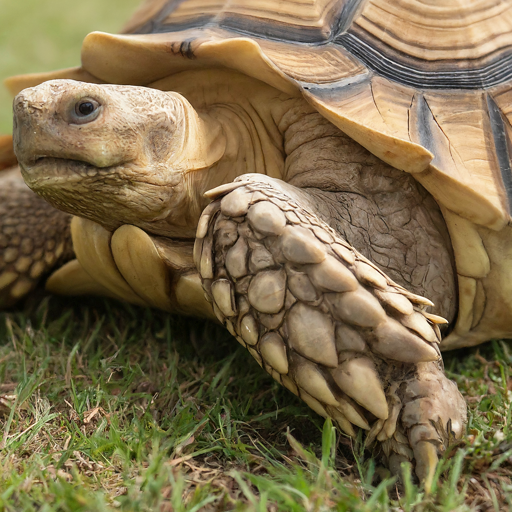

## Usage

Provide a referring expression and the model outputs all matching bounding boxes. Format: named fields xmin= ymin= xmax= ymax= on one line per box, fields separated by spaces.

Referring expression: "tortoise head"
xmin=13 ymin=79 xmax=225 ymax=237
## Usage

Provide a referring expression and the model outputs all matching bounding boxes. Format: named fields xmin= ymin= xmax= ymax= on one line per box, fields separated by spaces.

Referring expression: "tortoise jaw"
xmin=20 ymin=156 xmax=109 ymax=184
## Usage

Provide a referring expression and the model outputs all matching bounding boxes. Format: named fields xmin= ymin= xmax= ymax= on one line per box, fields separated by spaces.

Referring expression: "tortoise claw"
xmin=398 ymin=362 xmax=466 ymax=488
xmin=414 ymin=441 xmax=438 ymax=493
xmin=197 ymin=174 xmax=466 ymax=480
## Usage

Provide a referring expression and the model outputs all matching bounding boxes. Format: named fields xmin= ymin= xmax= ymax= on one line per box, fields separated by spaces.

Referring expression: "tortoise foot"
xmin=195 ymin=174 xmax=467 ymax=483
xmin=375 ymin=362 xmax=466 ymax=492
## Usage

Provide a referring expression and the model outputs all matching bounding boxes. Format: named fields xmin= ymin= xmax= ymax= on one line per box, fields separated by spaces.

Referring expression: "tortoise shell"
xmin=8 ymin=0 xmax=512 ymax=232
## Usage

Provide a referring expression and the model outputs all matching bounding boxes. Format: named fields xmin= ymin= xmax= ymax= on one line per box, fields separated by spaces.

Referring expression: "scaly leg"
xmin=0 ymin=167 xmax=73 ymax=308
xmin=48 ymin=217 xmax=215 ymax=319
xmin=195 ymin=174 xmax=466 ymax=486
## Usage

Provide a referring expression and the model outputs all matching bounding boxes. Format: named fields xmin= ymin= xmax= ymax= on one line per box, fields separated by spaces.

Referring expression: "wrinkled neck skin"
xmin=157 ymin=73 xmax=290 ymax=238
xmin=125 ymin=97 xmax=288 ymax=238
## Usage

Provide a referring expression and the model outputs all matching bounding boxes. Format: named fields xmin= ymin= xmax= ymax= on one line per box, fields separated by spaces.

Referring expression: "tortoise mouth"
xmin=34 ymin=155 xmax=95 ymax=167
xmin=20 ymin=156 xmax=110 ymax=184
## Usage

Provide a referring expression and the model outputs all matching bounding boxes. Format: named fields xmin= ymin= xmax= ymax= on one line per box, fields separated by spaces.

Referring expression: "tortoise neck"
xmin=153 ymin=69 xmax=302 ymax=190
xmin=174 ymin=97 xmax=226 ymax=173
xmin=179 ymin=100 xmax=291 ymax=231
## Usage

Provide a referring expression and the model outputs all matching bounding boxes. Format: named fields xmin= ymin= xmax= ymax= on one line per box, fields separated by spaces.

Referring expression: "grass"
xmin=1 ymin=1 xmax=512 ymax=510
xmin=0 ymin=296 xmax=511 ymax=511
xmin=0 ymin=0 xmax=141 ymax=133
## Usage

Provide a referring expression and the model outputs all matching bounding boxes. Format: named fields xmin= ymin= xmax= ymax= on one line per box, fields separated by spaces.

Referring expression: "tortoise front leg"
xmin=0 ymin=168 xmax=73 ymax=308
xmin=195 ymin=174 xmax=467 ymax=487
xmin=48 ymin=216 xmax=215 ymax=319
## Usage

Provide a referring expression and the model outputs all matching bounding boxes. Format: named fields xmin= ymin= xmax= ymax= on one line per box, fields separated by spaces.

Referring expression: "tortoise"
xmin=5 ymin=0 xmax=512 ymax=486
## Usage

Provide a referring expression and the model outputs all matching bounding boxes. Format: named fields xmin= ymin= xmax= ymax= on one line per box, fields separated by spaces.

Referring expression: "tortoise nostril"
xmin=14 ymin=97 xmax=46 ymax=118
xmin=14 ymin=95 xmax=25 ymax=109
xmin=13 ymin=94 xmax=32 ymax=116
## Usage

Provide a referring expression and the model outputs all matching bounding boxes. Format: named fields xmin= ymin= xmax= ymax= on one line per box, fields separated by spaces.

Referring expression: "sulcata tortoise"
xmin=4 ymin=0 xmax=512 ymax=486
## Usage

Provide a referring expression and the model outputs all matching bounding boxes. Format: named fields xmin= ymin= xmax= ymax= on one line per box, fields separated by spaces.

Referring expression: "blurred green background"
xmin=0 ymin=0 xmax=141 ymax=133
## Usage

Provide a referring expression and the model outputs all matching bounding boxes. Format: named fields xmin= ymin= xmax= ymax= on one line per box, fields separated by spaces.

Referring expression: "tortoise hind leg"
xmin=0 ymin=168 xmax=73 ymax=308
xmin=196 ymin=174 xmax=467 ymax=487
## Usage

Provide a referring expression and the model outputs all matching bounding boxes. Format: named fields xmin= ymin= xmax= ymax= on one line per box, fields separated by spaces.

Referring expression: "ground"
xmin=0 ymin=295 xmax=511 ymax=511
xmin=1 ymin=1 xmax=512 ymax=510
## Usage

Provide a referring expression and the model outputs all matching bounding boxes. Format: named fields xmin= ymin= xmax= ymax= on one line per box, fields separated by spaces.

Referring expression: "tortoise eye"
xmin=77 ymin=101 xmax=95 ymax=116
xmin=75 ymin=98 xmax=99 ymax=117
xmin=71 ymin=98 xmax=101 ymax=124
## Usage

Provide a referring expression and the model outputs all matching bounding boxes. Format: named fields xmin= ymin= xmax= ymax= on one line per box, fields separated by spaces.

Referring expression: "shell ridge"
xmin=336 ymin=30 xmax=512 ymax=90
xmin=330 ymin=0 xmax=367 ymax=41
xmin=486 ymin=93 xmax=512 ymax=212
xmin=410 ymin=94 xmax=451 ymax=171
xmin=127 ymin=0 xmax=191 ymax=35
